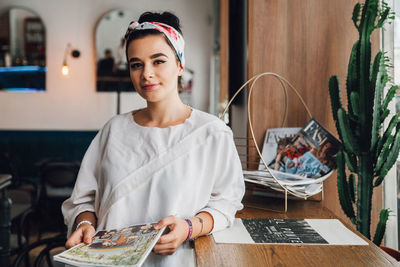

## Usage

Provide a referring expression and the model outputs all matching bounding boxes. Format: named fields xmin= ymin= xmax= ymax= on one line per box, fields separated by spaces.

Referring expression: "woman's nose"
xmin=143 ymin=65 xmax=154 ymax=80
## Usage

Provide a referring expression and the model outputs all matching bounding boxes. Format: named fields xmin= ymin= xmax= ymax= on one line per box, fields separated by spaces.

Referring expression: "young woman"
xmin=62 ymin=12 xmax=245 ymax=266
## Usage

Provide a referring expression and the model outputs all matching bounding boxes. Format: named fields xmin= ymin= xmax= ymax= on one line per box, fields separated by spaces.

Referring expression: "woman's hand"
xmin=65 ymin=223 xmax=96 ymax=248
xmin=153 ymin=215 xmax=189 ymax=256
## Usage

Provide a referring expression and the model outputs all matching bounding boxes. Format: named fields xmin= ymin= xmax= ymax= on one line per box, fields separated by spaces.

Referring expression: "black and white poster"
xmin=212 ymin=218 xmax=368 ymax=246
xmin=241 ymin=218 xmax=327 ymax=244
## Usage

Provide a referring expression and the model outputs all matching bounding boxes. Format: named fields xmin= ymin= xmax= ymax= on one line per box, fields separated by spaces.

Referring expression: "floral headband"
xmin=125 ymin=21 xmax=185 ymax=68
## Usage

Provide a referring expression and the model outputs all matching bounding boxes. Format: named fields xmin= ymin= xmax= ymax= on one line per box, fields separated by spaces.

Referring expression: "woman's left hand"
xmin=153 ymin=215 xmax=189 ymax=255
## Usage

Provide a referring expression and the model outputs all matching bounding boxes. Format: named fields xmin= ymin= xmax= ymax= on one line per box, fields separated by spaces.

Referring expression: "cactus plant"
xmin=328 ymin=0 xmax=398 ymax=245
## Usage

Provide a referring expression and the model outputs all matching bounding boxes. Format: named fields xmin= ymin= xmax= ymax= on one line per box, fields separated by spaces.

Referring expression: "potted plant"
xmin=328 ymin=0 xmax=399 ymax=246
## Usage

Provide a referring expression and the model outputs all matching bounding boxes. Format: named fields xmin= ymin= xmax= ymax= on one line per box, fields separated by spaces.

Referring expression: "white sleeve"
xmin=198 ymin=130 xmax=245 ymax=233
xmin=61 ymin=131 xmax=102 ymax=236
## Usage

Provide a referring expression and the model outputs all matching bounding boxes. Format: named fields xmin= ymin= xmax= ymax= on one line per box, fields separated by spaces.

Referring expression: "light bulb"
xmin=62 ymin=64 xmax=69 ymax=76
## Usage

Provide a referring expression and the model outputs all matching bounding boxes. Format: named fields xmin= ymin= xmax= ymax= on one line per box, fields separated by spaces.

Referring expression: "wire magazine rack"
xmin=221 ymin=72 xmax=334 ymax=212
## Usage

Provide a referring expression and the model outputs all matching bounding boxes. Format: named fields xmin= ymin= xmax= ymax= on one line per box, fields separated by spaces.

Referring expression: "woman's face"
xmin=317 ymin=142 xmax=333 ymax=159
xmin=127 ymin=34 xmax=183 ymax=103
xmin=321 ymin=142 xmax=332 ymax=154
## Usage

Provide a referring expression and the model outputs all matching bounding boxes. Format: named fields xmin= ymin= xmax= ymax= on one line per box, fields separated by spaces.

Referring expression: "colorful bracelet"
xmin=185 ymin=219 xmax=193 ymax=241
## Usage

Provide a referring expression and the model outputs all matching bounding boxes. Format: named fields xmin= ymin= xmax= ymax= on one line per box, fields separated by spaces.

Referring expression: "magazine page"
xmin=243 ymin=169 xmax=333 ymax=185
xmin=54 ymin=223 xmax=167 ymax=267
xmin=258 ymin=127 xmax=302 ymax=170
xmin=269 ymin=119 xmax=341 ymax=178
xmin=243 ymin=169 xmax=315 ymax=181
xmin=213 ymin=218 xmax=368 ymax=245
xmin=244 ymin=177 xmax=322 ymax=195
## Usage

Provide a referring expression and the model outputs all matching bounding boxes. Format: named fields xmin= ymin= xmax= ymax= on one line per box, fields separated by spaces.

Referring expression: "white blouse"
xmin=62 ymin=109 xmax=245 ymax=267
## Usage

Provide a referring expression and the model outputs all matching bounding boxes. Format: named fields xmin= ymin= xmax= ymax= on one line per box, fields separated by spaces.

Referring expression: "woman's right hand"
xmin=65 ymin=223 xmax=96 ymax=248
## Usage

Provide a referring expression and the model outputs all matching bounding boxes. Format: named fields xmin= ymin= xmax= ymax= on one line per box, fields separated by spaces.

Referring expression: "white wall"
xmin=0 ymin=0 xmax=214 ymax=130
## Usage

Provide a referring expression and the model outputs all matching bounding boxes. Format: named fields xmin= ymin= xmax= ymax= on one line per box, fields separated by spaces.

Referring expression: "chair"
xmin=4 ymin=152 xmax=41 ymax=257
xmin=12 ymin=234 xmax=66 ymax=267
xmin=38 ymin=160 xmax=79 ymax=235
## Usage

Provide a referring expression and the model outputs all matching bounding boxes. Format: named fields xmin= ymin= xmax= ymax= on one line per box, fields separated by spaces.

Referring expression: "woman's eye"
xmin=130 ymin=63 xmax=142 ymax=69
xmin=154 ymin=60 xmax=165 ymax=65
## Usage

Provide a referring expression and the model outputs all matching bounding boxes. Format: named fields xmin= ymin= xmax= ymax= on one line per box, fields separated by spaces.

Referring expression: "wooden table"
xmin=194 ymin=194 xmax=399 ymax=266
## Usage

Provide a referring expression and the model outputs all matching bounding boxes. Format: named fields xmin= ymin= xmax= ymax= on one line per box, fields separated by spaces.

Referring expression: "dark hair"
xmin=138 ymin=12 xmax=182 ymax=34
xmin=125 ymin=11 xmax=182 ymax=62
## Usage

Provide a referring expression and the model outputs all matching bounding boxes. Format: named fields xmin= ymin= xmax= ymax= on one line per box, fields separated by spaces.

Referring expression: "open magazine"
xmin=54 ymin=223 xmax=167 ymax=267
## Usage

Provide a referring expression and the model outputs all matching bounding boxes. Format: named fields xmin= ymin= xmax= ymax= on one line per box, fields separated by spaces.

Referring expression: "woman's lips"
xmin=142 ymin=84 xmax=158 ymax=90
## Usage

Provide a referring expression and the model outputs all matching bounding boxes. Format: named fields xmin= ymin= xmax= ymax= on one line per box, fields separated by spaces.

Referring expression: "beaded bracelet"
xmin=76 ymin=220 xmax=92 ymax=231
xmin=185 ymin=219 xmax=193 ymax=241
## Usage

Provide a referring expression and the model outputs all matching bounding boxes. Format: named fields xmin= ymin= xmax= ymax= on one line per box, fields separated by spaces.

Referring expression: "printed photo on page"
xmin=54 ymin=223 xmax=166 ymax=267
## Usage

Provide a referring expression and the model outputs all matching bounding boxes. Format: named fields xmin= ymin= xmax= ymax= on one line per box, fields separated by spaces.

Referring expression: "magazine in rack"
xmin=258 ymin=127 xmax=302 ymax=170
xmin=245 ymin=119 xmax=341 ymax=195
xmin=270 ymin=119 xmax=341 ymax=178
xmin=54 ymin=223 xmax=167 ymax=267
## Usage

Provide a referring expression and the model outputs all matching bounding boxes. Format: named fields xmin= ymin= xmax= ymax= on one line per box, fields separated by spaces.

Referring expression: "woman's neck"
xmin=134 ymin=97 xmax=191 ymax=128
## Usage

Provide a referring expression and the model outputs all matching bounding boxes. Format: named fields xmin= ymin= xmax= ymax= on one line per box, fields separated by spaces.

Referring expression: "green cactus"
xmin=343 ymin=150 xmax=357 ymax=173
xmin=348 ymin=174 xmax=356 ymax=203
xmin=328 ymin=0 xmax=399 ymax=246
xmin=337 ymin=151 xmax=356 ymax=222
xmin=372 ymin=209 xmax=391 ymax=246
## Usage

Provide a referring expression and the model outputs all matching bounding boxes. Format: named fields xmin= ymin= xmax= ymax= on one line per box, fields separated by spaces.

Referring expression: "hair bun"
xmin=138 ymin=12 xmax=182 ymax=34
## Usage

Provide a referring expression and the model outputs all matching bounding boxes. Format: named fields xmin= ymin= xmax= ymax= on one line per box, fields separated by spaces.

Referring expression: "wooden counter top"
xmin=194 ymin=194 xmax=399 ymax=266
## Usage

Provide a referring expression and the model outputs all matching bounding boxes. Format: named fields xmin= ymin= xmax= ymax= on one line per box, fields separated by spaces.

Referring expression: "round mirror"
xmin=96 ymin=9 xmax=135 ymax=92
xmin=0 ymin=7 xmax=46 ymax=92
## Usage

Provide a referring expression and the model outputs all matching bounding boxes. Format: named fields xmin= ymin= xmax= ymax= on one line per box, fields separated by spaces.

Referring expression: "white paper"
xmin=213 ymin=219 xmax=368 ymax=246
xmin=212 ymin=219 xmax=255 ymax=244
xmin=305 ymin=219 xmax=368 ymax=245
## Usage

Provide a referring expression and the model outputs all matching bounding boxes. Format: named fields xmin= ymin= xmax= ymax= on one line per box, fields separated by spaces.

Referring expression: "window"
xmin=394 ymin=1 xmax=400 ymax=250
xmin=383 ymin=0 xmax=400 ymax=250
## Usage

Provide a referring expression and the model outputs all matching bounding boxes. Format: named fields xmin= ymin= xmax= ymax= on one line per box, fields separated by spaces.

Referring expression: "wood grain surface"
xmin=194 ymin=194 xmax=399 ymax=266
xmin=245 ymin=0 xmax=382 ymax=236
xmin=219 ymin=0 xmax=229 ymax=111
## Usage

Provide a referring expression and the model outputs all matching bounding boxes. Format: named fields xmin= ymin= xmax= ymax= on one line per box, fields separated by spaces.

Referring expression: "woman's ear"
xmin=178 ymin=63 xmax=184 ymax=76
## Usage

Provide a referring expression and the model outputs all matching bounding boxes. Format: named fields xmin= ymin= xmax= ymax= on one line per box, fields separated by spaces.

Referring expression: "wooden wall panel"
xmin=247 ymin=0 xmax=382 ymax=235
xmin=219 ymin=0 xmax=229 ymax=110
